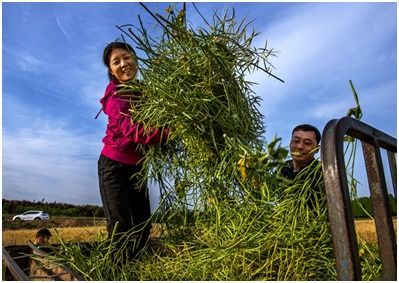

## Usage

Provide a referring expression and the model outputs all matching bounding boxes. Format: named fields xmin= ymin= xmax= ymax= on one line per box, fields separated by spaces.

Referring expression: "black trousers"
xmin=98 ymin=154 xmax=151 ymax=251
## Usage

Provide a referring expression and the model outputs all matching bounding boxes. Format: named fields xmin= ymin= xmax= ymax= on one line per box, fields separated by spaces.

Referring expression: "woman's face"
xmin=109 ymin=48 xmax=137 ymax=82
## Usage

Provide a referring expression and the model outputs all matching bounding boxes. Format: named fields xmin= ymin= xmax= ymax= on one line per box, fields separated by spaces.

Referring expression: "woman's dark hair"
xmin=292 ymin=124 xmax=321 ymax=144
xmin=103 ymin=41 xmax=136 ymax=81
xmin=36 ymin=228 xmax=52 ymax=239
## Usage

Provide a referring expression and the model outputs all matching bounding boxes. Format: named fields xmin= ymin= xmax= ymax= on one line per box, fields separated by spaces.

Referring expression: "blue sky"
xmin=2 ymin=2 xmax=397 ymax=208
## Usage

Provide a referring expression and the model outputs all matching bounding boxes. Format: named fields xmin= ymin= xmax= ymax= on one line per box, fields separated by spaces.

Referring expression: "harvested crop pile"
xmin=117 ymin=3 xmax=285 ymax=211
xmin=50 ymin=4 xmax=382 ymax=280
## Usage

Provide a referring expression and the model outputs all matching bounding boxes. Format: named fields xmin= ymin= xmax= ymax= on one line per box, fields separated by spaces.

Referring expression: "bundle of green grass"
xmin=118 ymin=3 xmax=286 ymax=211
xmin=51 ymin=4 xmax=381 ymax=280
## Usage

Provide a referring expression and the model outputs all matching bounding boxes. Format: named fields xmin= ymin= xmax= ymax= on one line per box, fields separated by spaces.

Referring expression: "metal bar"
xmin=362 ymin=141 xmax=397 ymax=280
xmin=2 ymin=247 xmax=30 ymax=281
xmin=321 ymin=116 xmax=397 ymax=281
xmin=387 ymin=151 xmax=397 ymax=198
xmin=321 ymin=118 xmax=361 ymax=280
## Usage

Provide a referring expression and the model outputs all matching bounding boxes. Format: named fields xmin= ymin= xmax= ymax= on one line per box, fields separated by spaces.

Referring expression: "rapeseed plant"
xmin=48 ymin=4 xmax=382 ymax=280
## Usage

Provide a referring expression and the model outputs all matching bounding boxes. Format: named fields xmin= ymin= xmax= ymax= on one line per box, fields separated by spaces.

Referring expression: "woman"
xmin=98 ymin=42 xmax=168 ymax=252
xmin=34 ymin=228 xmax=52 ymax=245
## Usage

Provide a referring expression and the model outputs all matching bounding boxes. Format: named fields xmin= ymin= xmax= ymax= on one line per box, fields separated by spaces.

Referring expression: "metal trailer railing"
xmin=321 ymin=116 xmax=397 ymax=281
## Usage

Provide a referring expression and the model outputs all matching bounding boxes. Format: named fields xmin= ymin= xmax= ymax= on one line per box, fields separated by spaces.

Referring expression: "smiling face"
xmin=108 ymin=48 xmax=137 ymax=82
xmin=289 ymin=130 xmax=319 ymax=170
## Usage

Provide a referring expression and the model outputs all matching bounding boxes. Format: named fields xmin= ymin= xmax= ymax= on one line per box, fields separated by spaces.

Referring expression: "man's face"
xmin=289 ymin=130 xmax=319 ymax=164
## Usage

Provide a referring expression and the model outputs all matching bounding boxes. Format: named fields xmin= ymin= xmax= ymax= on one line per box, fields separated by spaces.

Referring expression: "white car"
xmin=12 ymin=210 xmax=50 ymax=221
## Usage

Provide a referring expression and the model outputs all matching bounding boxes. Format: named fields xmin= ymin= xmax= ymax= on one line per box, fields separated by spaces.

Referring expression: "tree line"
xmin=351 ymin=194 xmax=396 ymax=218
xmin=2 ymin=195 xmax=396 ymax=219
xmin=2 ymin=199 xmax=105 ymax=218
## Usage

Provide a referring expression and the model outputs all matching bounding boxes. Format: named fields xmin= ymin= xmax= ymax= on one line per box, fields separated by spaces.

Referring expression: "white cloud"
xmin=2 ymin=90 xmax=161 ymax=207
xmin=78 ymin=77 xmax=109 ymax=111
xmin=3 ymin=47 xmax=47 ymax=77
xmin=3 ymin=122 xmax=103 ymax=205
xmin=2 ymin=94 xmax=103 ymax=205
xmin=18 ymin=54 xmax=42 ymax=73
xmin=54 ymin=15 xmax=72 ymax=42
xmin=311 ymin=99 xmax=352 ymax=120
xmin=249 ymin=3 xmax=396 ymax=120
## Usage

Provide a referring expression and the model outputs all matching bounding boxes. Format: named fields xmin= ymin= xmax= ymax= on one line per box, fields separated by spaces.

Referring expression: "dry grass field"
xmin=2 ymin=226 xmax=107 ymax=246
xmin=355 ymin=218 xmax=397 ymax=243
xmin=2 ymin=219 xmax=396 ymax=247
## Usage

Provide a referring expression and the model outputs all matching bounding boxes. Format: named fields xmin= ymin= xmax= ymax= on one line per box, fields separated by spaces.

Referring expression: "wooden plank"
xmin=2 ymin=247 xmax=30 ymax=281
xmin=3 ymin=244 xmax=85 ymax=281
xmin=28 ymin=242 xmax=85 ymax=281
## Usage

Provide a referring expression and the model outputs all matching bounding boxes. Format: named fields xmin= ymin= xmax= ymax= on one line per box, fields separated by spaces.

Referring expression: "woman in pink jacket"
xmin=98 ymin=42 xmax=168 ymax=254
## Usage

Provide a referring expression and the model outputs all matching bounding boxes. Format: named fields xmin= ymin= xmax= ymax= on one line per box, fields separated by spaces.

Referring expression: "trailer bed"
xmin=3 ymin=243 xmax=84 ymax=281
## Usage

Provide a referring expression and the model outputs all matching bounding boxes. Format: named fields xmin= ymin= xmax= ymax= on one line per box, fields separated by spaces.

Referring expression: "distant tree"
xmin=352 ymin=194 xmax=397 ymax=218
xmin=2 ymin=199 xmax=104 ymax=217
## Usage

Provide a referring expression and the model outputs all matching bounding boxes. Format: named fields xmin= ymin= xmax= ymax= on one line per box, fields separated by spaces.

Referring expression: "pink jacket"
xmin=100 ymin=80 xmax=169 ymax=165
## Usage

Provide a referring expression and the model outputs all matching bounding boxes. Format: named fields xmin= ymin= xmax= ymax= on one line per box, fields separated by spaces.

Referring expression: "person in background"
xmin=34 ymin=228 xmax=52 ymax=245
xmin=279 ymin=124 xmax=324 ymax=212
xmin=97 ymin=41 xmax=169 ymax=254
xmin=280 ymin=124 xmax=321 ymax=179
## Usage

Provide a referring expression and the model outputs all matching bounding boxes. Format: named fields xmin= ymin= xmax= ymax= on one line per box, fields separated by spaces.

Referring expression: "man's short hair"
xmin=292 ymin=124 xmax=321 ymax=144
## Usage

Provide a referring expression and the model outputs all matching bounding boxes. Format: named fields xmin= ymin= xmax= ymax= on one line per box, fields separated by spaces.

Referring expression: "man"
xmin=280 ymin=124 xmax=321 ymax=179
xmin=279 ymin=124 xmax=324 ymax=212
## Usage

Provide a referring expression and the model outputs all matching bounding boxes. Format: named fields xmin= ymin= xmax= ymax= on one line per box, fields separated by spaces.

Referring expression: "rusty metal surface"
xmin=321 ymin=116 xmax=397 ymax=281
xmin=387 ymin=151 xmax=397 ymax=198
xmin=362 ymin=142 xmax=397 ymax=280
xmin=321 ymin=118 xmax=361 ymax=280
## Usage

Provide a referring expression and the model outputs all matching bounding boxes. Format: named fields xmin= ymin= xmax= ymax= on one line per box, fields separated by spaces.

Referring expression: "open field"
xmin=2 ymin=226 xmax=107 ymax=246
xmin=2 ymin=219 xmax=396 ymax=246
xmin=2 ymin=215 xmax=107 ymax=246
xmin=2 ymin=215 xmax=106 ymax=230
xmin=355 ymin=218 xmax=397 ymax=243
